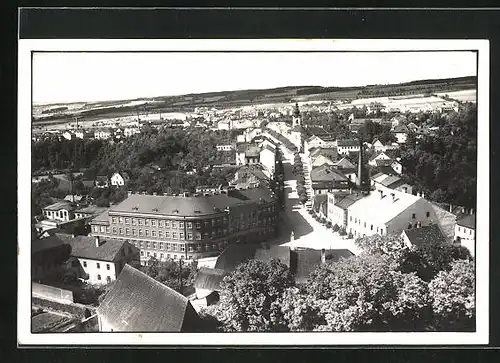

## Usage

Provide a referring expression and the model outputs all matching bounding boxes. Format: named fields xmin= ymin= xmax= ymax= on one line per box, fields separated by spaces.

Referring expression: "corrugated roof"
xmin=55 ymin=233 xmax=129 ymax=262
xmin=193 ymin=267 xmax=226 ymax=291
xmin=457 ymin=214 xmax=475 ymax=229
xmin=97 ymin=264 xmax=196 ymax=332
xmin=109 ymin=188 xmax=274 ymax=217
xmin=402 ymin=224 xmax=446 ymax=247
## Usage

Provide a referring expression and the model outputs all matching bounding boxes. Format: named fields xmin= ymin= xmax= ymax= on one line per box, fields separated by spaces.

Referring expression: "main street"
xmin=270 ymin=160 xmax=360 ymax=255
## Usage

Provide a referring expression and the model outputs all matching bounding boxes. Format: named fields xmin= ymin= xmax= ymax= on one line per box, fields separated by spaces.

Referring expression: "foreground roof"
xmin=311 ymin=165 xmax=349 ymax=182
xmin=254 ymin=246 xmax=292 ymax=267
xmin=214 ymin=244 xmax=257 ymax=271
xmin=97 ymin=264 xmax=197 ymax=332
xmin=193 ymin=267 xmax=226 ymax=291
xmin=402 ymin=224 xmax=446 ymax=247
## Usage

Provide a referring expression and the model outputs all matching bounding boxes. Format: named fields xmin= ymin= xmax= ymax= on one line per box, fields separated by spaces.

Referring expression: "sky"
xmin=32 ymin=51 xmax=477 ymax=105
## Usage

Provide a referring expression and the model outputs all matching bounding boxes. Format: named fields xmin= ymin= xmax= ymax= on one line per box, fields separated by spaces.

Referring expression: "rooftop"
xmin=43 ymin=200 xmax=77 ymax=212
xmin=348 ymin=186 xmax=423 ymax=225
xmin=311 ymin=165 xmax=349 ymax=183
xmin=254 ymin=245 xmax=292 ymax=267
xmin=193 ymin=267 xmax=226 ymax=291
xmin=214 ymin=244 xmax=257 ymax=272
xmin=109 ymin=188 xmax=274 ymax=217
xmin=55 ymin=233 xmax=130 ymax=262
xmin=97 ymin=264 xmax=197 ymax=332
xmin=457 ymin=214 xmax=475 ymax=229
xmin=337 ymin=139 xmax=359 ymax=147
xmin=402 ymin=224 xmax=446 ymax=247
xmin=332 ymin=192 xmax=366 ymax=210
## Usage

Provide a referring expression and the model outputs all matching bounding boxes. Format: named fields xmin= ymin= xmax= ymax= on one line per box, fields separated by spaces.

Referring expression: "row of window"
xmin=142 ymin=252 xmax=192 ymax=261
xmin=134 ymin=241 xmax=227 ymax=253
xmin=111 ymin=217 xmax=226 ymax=229
xmin=457 ymin=226 xmax=474 ymax=235
xmin=96 ymin=274 xmax=112 ymax=283
xmin=82 ymin=261 xmax=112 ymax=270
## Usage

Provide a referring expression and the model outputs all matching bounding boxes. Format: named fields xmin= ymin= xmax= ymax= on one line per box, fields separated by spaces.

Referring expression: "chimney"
xmin=379 ymin=190 xmax=384 ymax=199
xmin=95 ymin=236 xmax=100 ymax=247
xmin=390 ymin=192 xmax=395 ymax=202
xmin=421 ymin=192 xmax=425 ymax=199
xmin=356 ymin=137 xmax=364 ymax=189
xmin=153 ymin=192 xmax=157 ymax=196
xmin=321 ymin=249 xmax=326 ymax=264
xmin=128 ymin=190 xmax=132 ymax=197
xmin=449 ymin=204 xmax=453 ymax=213
xmin=416 ymin=192 xmax=420 ymax=197
xmin=470 ymin=208 xmax=474 ymax=215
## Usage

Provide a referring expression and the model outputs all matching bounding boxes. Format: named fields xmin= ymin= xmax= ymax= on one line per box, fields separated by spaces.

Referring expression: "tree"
xmin=355 ymin=234 xmax=408 ymax=260
xmin=398 ymin=242 xmax=472 ymax=282
xmin=216 ymin=259 xmax=295 ymax=332
xmin=306 ymin=254 xmax=431 ymax=331
xmin=429 ymin=259 xmax=475 ymax=331
xmin=141 ymin=257 xmax=198 ymax=293
xmin=278 ymin=287 xmax=325 ymax=331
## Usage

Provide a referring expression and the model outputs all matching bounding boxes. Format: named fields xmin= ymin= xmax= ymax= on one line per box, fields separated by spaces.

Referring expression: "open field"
xmin=435 ymin=89 xmax=477 ymax=103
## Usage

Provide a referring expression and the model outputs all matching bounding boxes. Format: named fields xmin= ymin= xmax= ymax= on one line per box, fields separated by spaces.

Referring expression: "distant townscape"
xmin=31 ymin=77 xmax=476 ymax=333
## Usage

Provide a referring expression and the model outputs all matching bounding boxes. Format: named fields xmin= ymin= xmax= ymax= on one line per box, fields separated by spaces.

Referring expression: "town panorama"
xmin=31 ymin=74 xmax=477 ymax=333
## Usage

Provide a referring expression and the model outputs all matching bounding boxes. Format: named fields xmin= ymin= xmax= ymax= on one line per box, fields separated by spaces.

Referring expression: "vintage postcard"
xmin=18 ymin=39 xmax=489 ymax=346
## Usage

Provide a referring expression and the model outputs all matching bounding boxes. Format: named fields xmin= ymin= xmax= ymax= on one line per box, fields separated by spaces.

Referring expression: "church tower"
xmin=292 ymin=102 xmax=301 ymax=128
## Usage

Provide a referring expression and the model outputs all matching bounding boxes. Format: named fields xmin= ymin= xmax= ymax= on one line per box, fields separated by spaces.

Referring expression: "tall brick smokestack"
xmin=356 ymin=137 xmax=364 ymax=189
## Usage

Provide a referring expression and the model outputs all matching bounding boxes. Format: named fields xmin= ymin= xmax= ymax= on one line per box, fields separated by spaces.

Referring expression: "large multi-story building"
xmin=89 ymin=188 xmax=279 ymax=264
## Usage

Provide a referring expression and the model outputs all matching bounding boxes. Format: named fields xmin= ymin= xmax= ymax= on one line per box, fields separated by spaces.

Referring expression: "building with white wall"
xmin=111 ymin=172 xmax=130 ymax=187
xmin=346 ymin=185 xmax=438 ymax=238
xmin=42 ymin=201 xmax=77 ymax=222
xmin=454 ymin=214 xmax=475 ymax=244
xmin=337 ymin=139 xmax=360 ymax=156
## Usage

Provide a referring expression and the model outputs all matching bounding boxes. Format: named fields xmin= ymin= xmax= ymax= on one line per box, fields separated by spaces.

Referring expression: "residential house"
xmin=368 ymin=151 xmax=392 ymax=167
xmin=97 ymin=264 xmax=202 ymax=332
xmin=370 ymin=173 xmax=413 ymax=194
xmin=326 ymin=191 xmax=365 ymax=229
xmin=74 ymin=206 xmax=110 ymax=220
xmin=337 ymin=139 xmax=360 ymax=156
xmin=310 ymin=148 xmax=338 ymax=168
xmin=75 ymin=130 xmax=93 ymax=139
xmin=94 ymin=128 xmax=113 ymax=140
xmin=400 ymin=224 xmax=447 ymax=249
xmin=230 ymin=165 xmax=270 ymax=189
xmin=95 ymin=175 xmax=109 ymax=188
xmin=259 ymin=144 xmax=276 ymax=176
xmin=391 ymin=160 xmax=403 ymax=175
xmin=216 ymin=144 xmax=235 ymax=151
xmin=124 ymin=127 xmax=141 ymax=137
xmin=310 ymin=164 xmax=350 ymax=195
xmin=372 ymin=139 xmax=386 ymax=153
xmin=454 ymin=214 xmax=475 ymax=244
xmin=312 ymin=194 xmax=328 ymax=220
xmin=392 ymin=124 xmax=409 ymax=144
xmin=56 ymin=233 xmax=140 ymax=285
xmin=346 ymin=185 xmax=439 ymax=238
xmin=42 ymin=201 xmax=77 ymax=222
xmin=110 ymin=172 xmax=130 ymax=187
xmin=63 ymin=194 xmax=86 ymax=203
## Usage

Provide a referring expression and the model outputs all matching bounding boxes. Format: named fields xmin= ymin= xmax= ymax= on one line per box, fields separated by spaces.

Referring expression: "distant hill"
xmin=33 ymin=76 xmax=476 ymax=123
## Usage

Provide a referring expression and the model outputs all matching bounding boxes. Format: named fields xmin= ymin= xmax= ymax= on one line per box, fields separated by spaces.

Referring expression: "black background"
xmin=4 ymin=6 xmax=500 ymax=363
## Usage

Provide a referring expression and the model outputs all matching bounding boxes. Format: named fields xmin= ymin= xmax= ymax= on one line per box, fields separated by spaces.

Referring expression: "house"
xmin=235 ymin=143 xmax=260 ymax=166
xmin=391 ymin=115 xmax=407 ymax=129
xmin=372 ymin=139 xmax=387 ymax=153
xmin=230 ymin=165 xmax=270 ymax=189
xmin=56 ymin=233 xmax=140 ymax=285
xmin=368 ymin=151 xmax=392 ymax=167
xmin=400 ymin=224 xmax=447 ymax=249
xmin=31 ymin=236 xmax=72 ymax=281
xmin=74 ymin=206 xmax=110 ymax=220
xmin=42 ymin=201 xmax=77 ymax=222
xmin=391 ymin=160 xmax=403 ymax=175
xmin=346 ymin=185 xmax=439 ymax=239
xmin=259 ymin=144 xmax=276 ymax=176
xmin=312 ymin=194 xmax=328 ymax=220
xmin=62 ymin=131 xmax=74 ymax=140
xmin=216 ymin=144 xmax=235 ymax=151
xmin=97 ymin=264 xmax=202 ymax=332
xmin=370 ymin=173 xmax=413 ymax=194
xmin=214 ymin=243 xmax=258 ymax=272
xmin=392 ymin=124 xmax=409 ymax=144
xmin=310 ymin=148 xmax=338 ymax=168
xmin=454 ymin=214 xmax=475 ymax=244
xmin=94 ymin=128 xmax=113 ymax=140
xmin=327 ymin=191 xmax=365 ymax=229
xmin=75 ymin=130 xmax=93 ymax=139
xmin=110 ymin=172 xmax=130 ymax=187
xmin=406 ymin=122 xmax=419 ymax=132
xmin=337 ymin=139 xmax=360 ymax=156
xmin=63 ymin=194 xmax=86 ymax=203
xmin=95 ymin=175 xmax=109 ymax=188
xmin=124 ymin=127 xmax=141 ymax=137
xmin=310 ymin=164 xmax=350 ymax=195
xmin=430 ymin=203 xmax=457 ymax=243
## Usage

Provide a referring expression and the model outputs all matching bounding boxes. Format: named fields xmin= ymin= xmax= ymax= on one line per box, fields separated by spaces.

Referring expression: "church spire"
xmin=292 ymin=102 xmax=301 ymax=129
xmin=293 ymin=102 xmax=300 ymax=117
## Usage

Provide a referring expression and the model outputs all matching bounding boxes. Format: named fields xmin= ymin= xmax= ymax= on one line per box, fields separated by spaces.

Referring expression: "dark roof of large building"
xmin=457 ymin=214 xmax=476 ymax=229
xmin=311 ymin=165 xmax=349 ymax=183
xmin=214 ymin=244 xmax=258 ymax=271
xmin=310 ymin=147 xmax=338 ymax=161
xmin=55 ymin=233 xmax=130 ymax=262
xmin=402 ymin=224 xmax=446 ymax=247
xmin=334 ymin=157 xmax=356 ymax=169
xmin=254 ymin=246 xmax=292 ymax=267
xmin=97 ymin=264 xmax=197 ymax=332
xmin=294 ymin=249 xmax=354 ymax=283
xmin=109 ymin=188 xmax=275 ymax=217
xmin=193 ymin=267 xmax=226 ymax=291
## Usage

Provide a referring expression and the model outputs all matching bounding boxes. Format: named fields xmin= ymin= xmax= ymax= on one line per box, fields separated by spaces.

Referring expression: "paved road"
xmin=270 ymin=161 xmax=360 ymax=255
